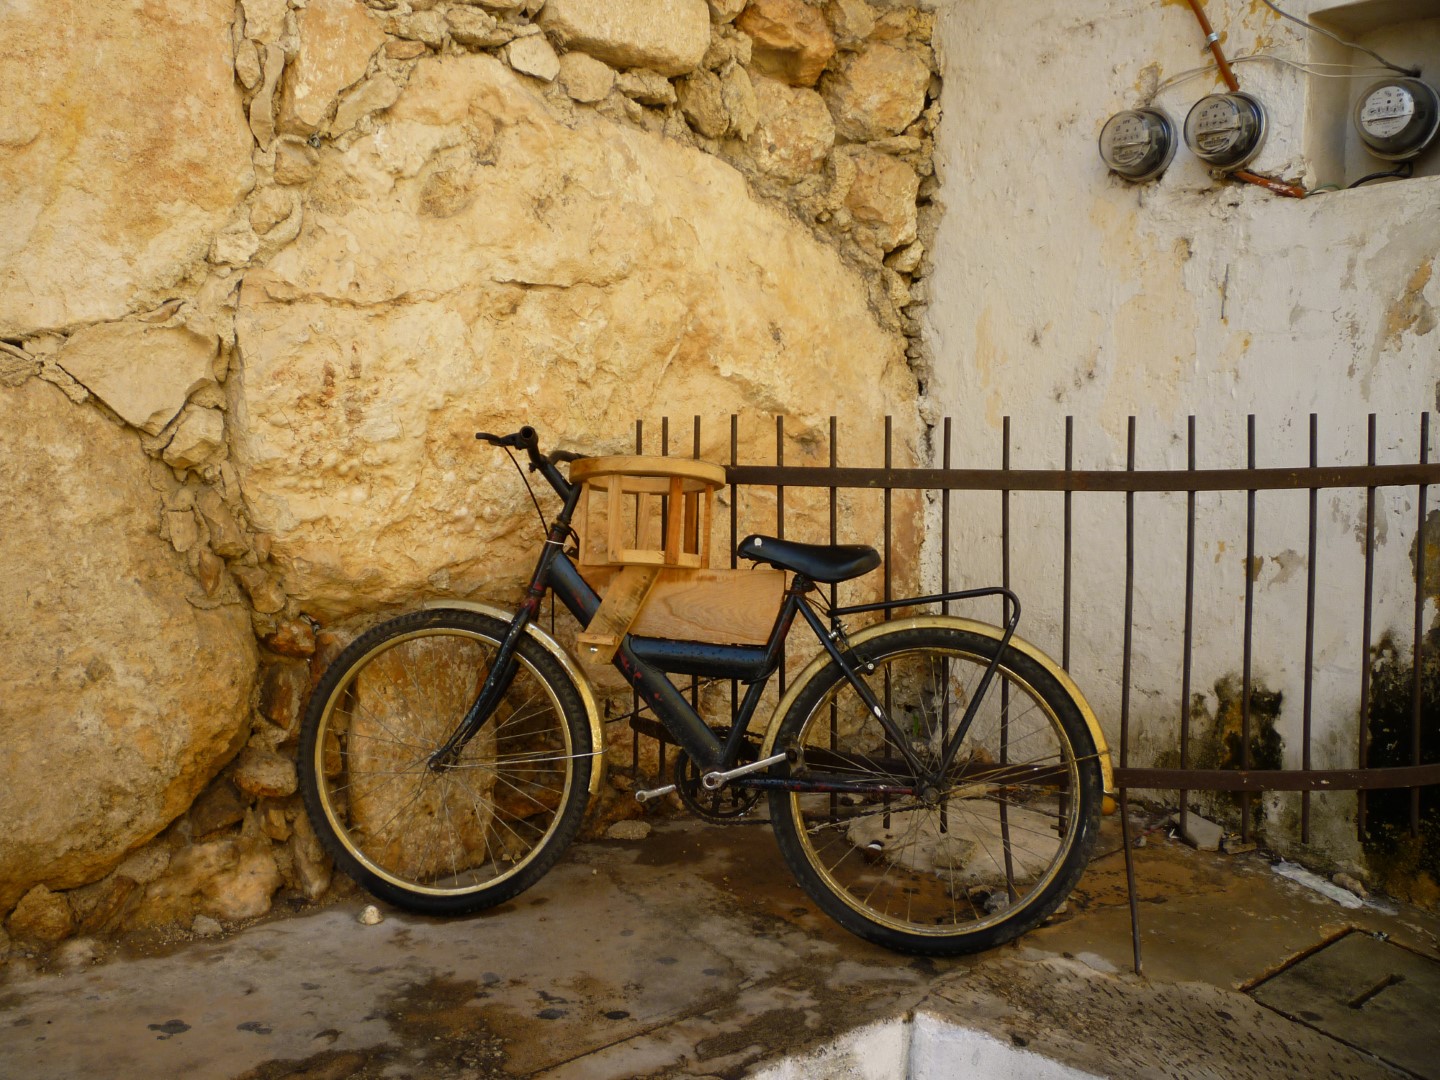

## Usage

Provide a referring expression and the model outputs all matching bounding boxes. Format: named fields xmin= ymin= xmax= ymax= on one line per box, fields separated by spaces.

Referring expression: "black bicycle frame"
xmin=441 ymin=444 xmax=1025 ymax=793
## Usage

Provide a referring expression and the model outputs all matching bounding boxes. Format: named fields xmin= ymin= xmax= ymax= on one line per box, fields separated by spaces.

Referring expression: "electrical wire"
xmin=1256 ymin=0 xmax=1420 ymax=77
xmin=1348 ymin=161 xmax=1415 ymax=188
xmin=1147 ymin=53 xmax=1405 ymax=103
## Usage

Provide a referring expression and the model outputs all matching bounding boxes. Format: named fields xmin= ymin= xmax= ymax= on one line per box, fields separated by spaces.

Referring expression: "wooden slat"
xmin=576 ymin=564 xmax=662 ymax=666
xmin=582 ymin=566 xmax=785 ymax=646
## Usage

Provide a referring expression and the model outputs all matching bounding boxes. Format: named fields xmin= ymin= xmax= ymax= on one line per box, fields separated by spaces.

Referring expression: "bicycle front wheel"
xmin=299 ymin=609 xmax=593 ymax=915
xmin=768 ymin=626 xmax=1102 ymax=955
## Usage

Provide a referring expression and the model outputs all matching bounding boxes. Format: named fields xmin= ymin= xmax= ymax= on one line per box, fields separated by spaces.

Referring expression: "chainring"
xmin=674 ymin=752 xmax=763 ymax=824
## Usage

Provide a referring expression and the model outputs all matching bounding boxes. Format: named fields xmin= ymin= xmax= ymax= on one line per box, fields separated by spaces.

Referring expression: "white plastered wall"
xmin=925 ymin=0 xmax=1439 ymax=863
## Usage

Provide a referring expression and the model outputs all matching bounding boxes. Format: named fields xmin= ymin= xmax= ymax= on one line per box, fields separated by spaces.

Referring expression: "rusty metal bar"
xmin=1117 ymin=764 xmax=1440 ymax=791
xmin=884 ymin=416 xmax=894 ymax=613
xmin=1063 ymin=416 xmax=1073 ymax=669
xmin=777 ymin=415 xmax=786 ymax=695
xmin=1180 ymin=416 xmax=1196 ymax=838
xmin=1000 ymin=416 xmax=1016 ymax=898
xmin=1121 ymin=418 xmax=1142 ymax=977
xmin=1241 ymin=416 xmax=1256 ymax=842
xmin=730 ymin=415 xmax=740 ymax=730
xmin=1301 ymin=414 xmax=1318 ymax=843
xmin=1358 ymin=415 xmax=1377 ymax=834
xmin=942 ymin=417 xmax=952 ymax=615
xmin=726 ymin=462 xmax=1440 ymax=492
xmin=632 ymin=419 xmax=644 ymax=777
xmin=1412 ymin=412 xmax=1430 ymax=836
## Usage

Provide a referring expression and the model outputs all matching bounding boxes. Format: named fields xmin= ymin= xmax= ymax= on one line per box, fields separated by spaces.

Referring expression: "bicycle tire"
xmin=298 ymin=608 xmax=593 ymax=915
xmin=767 ymin=625 xmax=1101 ymax=955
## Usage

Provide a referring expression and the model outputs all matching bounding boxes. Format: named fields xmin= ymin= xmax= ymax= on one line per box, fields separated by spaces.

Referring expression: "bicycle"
xmin=298 ymin=427 xmax=1115 ymax=955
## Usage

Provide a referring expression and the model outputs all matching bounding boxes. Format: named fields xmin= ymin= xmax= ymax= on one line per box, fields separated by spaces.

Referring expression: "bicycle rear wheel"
xmin=299 ymin=609 xmax=593 ymax=915
xmin=768 ymin=626 xmax=1101 ymax=955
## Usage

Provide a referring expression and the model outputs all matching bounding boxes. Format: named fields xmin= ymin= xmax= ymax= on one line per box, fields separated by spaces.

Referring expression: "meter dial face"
xmin=1098 ymin=109 xmax=1176 ymax=180
xmin=1191 ymin=97 xmax=1244 ymax=155
xmin=1359 ymin=84 xmax=1416 ymax=139
xmin=1353 ymin=79 xmax=1439 ymax=161
xmin=1184 ymin=92 xmax=1266 ymax=170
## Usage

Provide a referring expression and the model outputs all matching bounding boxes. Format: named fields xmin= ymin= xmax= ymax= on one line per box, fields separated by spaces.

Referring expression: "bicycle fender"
xmin=758 ymin=614 xmax=1116 ymax=802
xmin=421 ymin=600 xmax=606 ymax=796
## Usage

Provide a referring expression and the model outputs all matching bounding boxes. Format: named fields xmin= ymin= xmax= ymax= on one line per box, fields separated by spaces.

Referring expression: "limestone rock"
xmin=163 ymin=406 xmax=227 ymax=470
xmin=235 ymin=39 xmax=263 ymax=90
xmin=331 ymin=74 xmax=403 ymax=137
xmin=0 ymin=0 xmax=253 ymax=337
xmin=168 ymin=510 xmax=201 ymax=553
xmin=707 ymin=0 xmax=746 ymax=23
xmin=232 ymin=564 xmax=288 ymax=614
xmin=678 ymin=68 xmax=729 ymax=139
xmin=229 ymin=55 xmax=916 ymax=618
xmin=843 ymin=149 xmax=919 ymax=251
xmin=241 ymin=0 xmax=288 ymax=44
xmin=446 ymin=7 xmax=509 ymax=49
xmin=827 ymin=0 xmax=875 ymax=46
xmin=720 ymin=64 xmax=759 ymax=140
xmin=821 ymin=42 xmax=930 ymax=141
xmin=747 ymin=75 xmax=834 ymax=182
xmin=385 ymin=38 xmax=430 ymax=60
xmin=279 ymin=0 xmax=388 ymax=135
xmin=539 ymin=0 xmax=710 ymax=77
xmin=289 ymin=812 xmax=333 ymax=899
xmin=55 ymin=322 xmax=218 ymax=437
xmin=507 ymin=35 xmax=561 ymax=82
xmin=189 ymin=779 xmax=248 ymax=838
xmin=5 ymin=885 xmax=75 ymax=944
xmin=0 ymin=382 xmax=256 ymax=913
xmin=388 ymin=9 xmax=447 ymax=48
xmin=885 ymin=240 xmax=924 ymax=275
xmin=616 ymin=69 xmax=677 ymax=106
xmin=250 ymin=43 xmax=286 ymax=150
xmin=136 ymin=834 xmax=282 ymax=926
xmin=264 ymin=619 xmax=318 ymax=658
xmin=197 ymin=488 xmax=249 ymax=558
xmin=558 ymin=51 xmax=615 ymax=103
xmin=274 ymin=138 xmax=321 ymax=186
xmin=738 ymin=0 xmax=837 ymax=88
xmin=259 ymin=659 xmax=312 ymax=731
xmin=231 ymin=748 xmax=298 ymax=799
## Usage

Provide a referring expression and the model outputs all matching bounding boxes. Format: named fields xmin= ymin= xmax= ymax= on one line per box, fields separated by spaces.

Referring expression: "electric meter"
xmin=1098 ymin=108 xmax=1177 ymax=181
xmin=1184 ymin=92 xmax=1268 ymax=170
xmin=1353 ymin=78 xmax=1439 ymax=161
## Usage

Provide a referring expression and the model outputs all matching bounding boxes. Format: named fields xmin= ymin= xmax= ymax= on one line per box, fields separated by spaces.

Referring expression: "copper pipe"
xmin=1185 ymin=0 xmax=1240 ymax=92
xmin=1233 ymin=169 xmax=1308 ymax=198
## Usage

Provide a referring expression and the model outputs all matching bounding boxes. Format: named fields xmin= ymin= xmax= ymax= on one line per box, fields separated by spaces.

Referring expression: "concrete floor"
xmin=3 ymin=813 xmax=1438 ymax=1079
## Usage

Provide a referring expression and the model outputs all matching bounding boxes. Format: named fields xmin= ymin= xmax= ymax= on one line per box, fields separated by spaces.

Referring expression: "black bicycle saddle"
xmin=736 ymin=534 xmax=880 ymax=583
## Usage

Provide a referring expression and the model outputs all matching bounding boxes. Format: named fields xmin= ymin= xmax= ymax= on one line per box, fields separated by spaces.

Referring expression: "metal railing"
xmin=610 ymin=412 xmax=1437 ymax=964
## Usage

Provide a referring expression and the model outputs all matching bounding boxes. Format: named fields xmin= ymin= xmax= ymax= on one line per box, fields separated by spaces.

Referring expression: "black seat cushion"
xmin=736 ymin=534 xmax=880 ymax=583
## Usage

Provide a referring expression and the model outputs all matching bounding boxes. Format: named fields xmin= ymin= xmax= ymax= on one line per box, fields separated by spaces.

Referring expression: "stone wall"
xmin=0 ymin=0 xmax=939 ymax=953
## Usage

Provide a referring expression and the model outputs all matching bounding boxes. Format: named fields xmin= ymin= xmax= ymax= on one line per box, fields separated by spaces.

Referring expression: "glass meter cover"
xmin=1184 ymin=92 xmax=1267 ymax=170
xmin=1354 ymin=78 xmax=1439 ymax=161
xmin=1098 ymin=108 xmax=1176 ymax=181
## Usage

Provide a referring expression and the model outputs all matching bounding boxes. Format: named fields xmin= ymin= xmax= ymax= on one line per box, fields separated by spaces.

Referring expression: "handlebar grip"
xmin=475 ymin=427 xmax=540 ymax=451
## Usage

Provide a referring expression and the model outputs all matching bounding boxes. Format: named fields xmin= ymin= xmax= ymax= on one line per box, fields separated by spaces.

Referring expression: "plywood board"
xmin=582 ymin=566 xmax=785 ymax=646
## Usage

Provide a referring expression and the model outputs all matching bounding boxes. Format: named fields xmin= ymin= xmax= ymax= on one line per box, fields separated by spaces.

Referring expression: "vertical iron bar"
xmin=942 ymin=417 xmax=952 ymax=614
xmin=656 ymin=418 xmax=668 ymax=783
xmin=1302 ymin=414 xmax=1318 ymax=843
xmin=884 ymin=416 xmax=894 ymax=611
xmin=999 ymin=416 xmax=1016 ymax=899
xmin=1241 ymin=415 xmax=1256 ymax=842
xmin=777 ymin=415 xmax=786 ymax=695
xmin=632 ymin=419 xmax=643 ymax=777
xmin=1358 ymin=414 xmax=1377 ymax=836
xmin=829 ymin=416 xmax=839 ymax=824
xmin=1121 ymin=789 xmax=1143 ymax=975
xmin=1063 ymin=415 xmax=1073 ymax=669
xmin=1122 ymin=416 xmax=1141 ymax=975
xmin=1180 ymin=416 xmax=1196 ymax=837
xmin=730 ymin=415 xmax=740 ymax=729
xmin=1411 ymin=412 xmax=1430 ymax=836
xmin=883 ymin=417 xmax=893 ymax=830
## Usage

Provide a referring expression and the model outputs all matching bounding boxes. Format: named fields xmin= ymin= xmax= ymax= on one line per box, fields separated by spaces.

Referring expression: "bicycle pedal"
xmin=634 ymin=784 xmax=676 ymax=803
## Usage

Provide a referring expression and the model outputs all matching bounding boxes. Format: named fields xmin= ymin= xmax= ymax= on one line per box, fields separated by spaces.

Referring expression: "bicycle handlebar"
xmin=475 ymin=426 xmax=577 ymax=501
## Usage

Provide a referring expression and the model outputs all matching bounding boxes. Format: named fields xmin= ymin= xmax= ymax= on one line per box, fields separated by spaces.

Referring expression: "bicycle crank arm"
xmin=634 ymin=784 xmax=676 ymax=803
xmin=701 ymin=752 xmax=790 ymax=790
